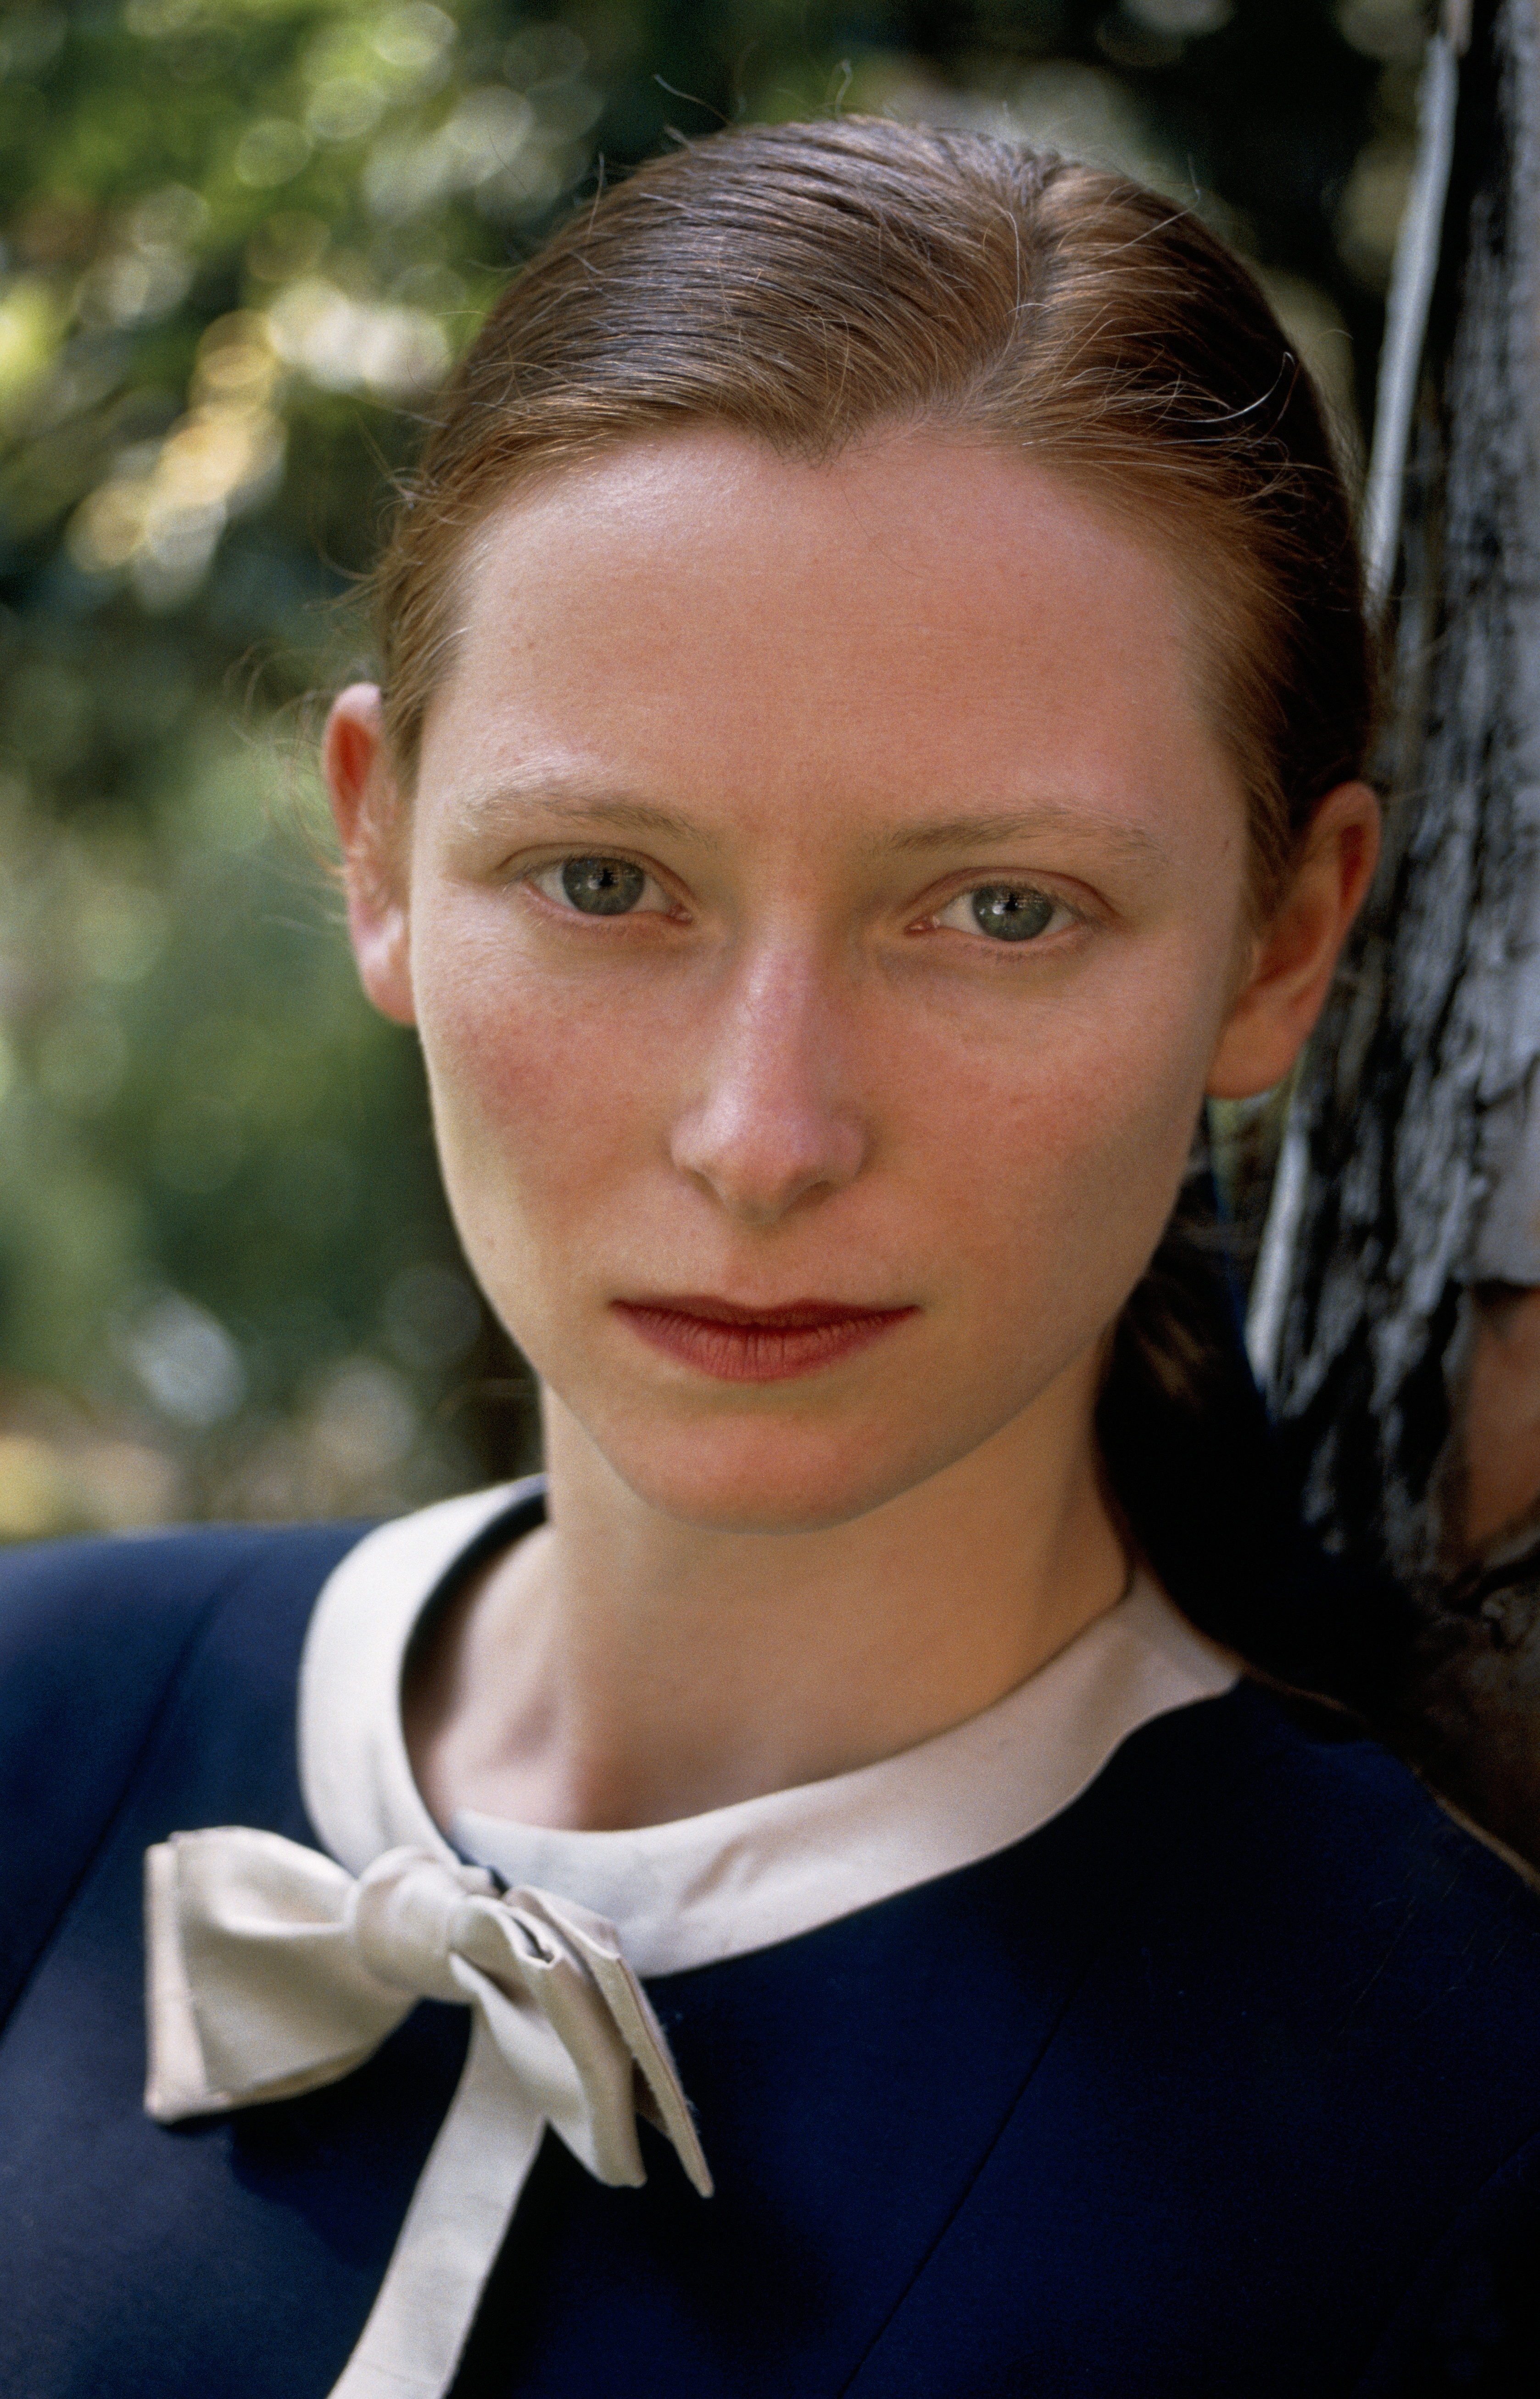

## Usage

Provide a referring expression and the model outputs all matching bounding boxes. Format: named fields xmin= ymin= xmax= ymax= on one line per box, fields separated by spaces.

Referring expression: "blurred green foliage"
xmin=0 ymin=0 xmax=1429 ymax=1534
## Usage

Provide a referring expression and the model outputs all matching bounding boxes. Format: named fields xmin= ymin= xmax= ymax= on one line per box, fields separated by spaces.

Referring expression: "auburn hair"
xmin=374 ymin=117 xmax=1371 ymax=911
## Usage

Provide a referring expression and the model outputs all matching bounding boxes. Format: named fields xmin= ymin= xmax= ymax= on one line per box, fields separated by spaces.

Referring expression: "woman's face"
xmin=338 ymin=428 xmax=1352 ymax=1534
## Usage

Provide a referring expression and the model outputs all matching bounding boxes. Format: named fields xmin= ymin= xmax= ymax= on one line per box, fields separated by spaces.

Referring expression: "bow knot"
xmin=345 ymin=1847 xmax=496 ymax=2001
xmin=144 ymin=1824 xmax=710 ymax=2399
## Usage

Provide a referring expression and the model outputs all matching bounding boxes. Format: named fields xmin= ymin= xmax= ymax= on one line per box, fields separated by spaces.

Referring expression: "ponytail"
xmin=1097 ymin=1186 xmax=1409 ymax=1708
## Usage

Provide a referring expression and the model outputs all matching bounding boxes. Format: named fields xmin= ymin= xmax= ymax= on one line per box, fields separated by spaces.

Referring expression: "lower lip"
xmin=612 ymin=1303 xmax=917 ymax=1384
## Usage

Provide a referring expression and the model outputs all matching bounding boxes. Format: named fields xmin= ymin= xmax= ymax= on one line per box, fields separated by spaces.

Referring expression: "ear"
xmin=323 ymin=683 xmax=416 ymax=1027
xmin=1206 ymin=781 xmax=1381 ymax=1100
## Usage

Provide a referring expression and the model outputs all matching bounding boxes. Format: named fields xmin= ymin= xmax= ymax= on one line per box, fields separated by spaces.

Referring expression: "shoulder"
xmin=1184 ymin=1678 xmax=1539 ymax=1943
xmin=0 ymin=1515 xmax=372 ymax=1663
xmin=0 ymin=1520 xmax=374 ymax=1800
xmin=1121 ymin=1686 xmax=1540 ymax=2280
xmin=1124 ymin=1680 xmax=1540 ymax=2034
xmin=0 ymin=1520 xmax=370 ymax=2024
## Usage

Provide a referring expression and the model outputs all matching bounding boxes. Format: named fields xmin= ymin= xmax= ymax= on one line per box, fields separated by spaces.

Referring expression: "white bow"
xmin=144 ymin=1829 xmax=711 ymax=2399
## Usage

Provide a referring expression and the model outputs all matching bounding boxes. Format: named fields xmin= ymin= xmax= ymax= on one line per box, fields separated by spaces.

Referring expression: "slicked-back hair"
xmin=374 ymin=117 xmax=1372 ymax=914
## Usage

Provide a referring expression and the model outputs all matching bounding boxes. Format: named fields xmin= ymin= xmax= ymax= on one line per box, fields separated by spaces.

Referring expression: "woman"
xmin=2 ymin=119 xmax=1538 ymax=2399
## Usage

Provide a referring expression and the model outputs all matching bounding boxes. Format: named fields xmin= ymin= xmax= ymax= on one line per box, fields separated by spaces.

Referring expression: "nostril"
xmin=672 ymin=1121 xmax=865 ymax=1222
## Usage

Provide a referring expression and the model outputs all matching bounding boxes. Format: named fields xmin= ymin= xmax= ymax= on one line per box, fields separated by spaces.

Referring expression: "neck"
xmin=405 ymin=1357 xmax=1129 ymax=1833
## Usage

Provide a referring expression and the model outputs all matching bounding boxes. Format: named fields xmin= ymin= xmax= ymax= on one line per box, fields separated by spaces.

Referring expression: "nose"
xmin=669 ymin=945 xmax=869 ymax=1225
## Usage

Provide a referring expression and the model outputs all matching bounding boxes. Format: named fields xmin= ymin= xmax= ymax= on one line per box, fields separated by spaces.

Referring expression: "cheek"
xmin=918 ymin=972 xmax=1221 ymax=1339
xmin=413 ymin=907 xmax=619 ymax=1180
xmin=407 ymin=899 xmax=661 ymax=1245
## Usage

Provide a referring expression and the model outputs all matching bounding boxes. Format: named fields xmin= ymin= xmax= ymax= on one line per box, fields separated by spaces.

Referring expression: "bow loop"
xmin=145 ymin=1828 xmax=412 ymax=2119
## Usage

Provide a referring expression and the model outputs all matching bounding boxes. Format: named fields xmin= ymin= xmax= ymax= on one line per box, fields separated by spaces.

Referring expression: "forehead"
xmin=419 ymin=425 xmax=1236 ymax=839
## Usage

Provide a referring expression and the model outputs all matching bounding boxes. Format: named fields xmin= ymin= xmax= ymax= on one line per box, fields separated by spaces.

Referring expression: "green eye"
xmin=967 ymin=885 xmax=1057 ymax=942
xmin=559 ymin=857 xmax=647 ymax=915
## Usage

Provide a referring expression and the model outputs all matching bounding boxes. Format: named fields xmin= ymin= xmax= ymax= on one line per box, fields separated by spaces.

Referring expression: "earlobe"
xmin=323 ymin=683 xmax=417 ymax=1028
xmin=1205 ymin=780 xmax=1381 ymax=1101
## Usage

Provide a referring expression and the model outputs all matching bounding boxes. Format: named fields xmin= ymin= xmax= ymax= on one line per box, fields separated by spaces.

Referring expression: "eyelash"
xmin=527 ymin=857 xmax=677 ymax=917
xmin=925 ymin=884 xmax=1081 ymax=946
xmin=526 ymin=855 xmax=1084 ymax=948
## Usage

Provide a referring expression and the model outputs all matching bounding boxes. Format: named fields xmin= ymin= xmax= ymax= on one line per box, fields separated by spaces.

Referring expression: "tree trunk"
xmin=1261 ymin=0 xmax=1540 ymax=1865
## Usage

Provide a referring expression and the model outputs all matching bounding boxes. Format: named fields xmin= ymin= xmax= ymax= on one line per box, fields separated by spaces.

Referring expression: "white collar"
xmin=298 ymin=1476 xmax=1239 ymax=1980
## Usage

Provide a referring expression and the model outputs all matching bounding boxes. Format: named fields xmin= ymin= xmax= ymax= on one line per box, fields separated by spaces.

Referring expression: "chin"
xmin=588 ymin=1416 xmax=969 ymax=1538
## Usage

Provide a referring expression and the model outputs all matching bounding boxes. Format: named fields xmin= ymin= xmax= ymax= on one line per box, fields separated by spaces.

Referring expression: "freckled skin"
xmin=407 ymin=438 xmax=1243 ymax=1524
xmin=326 ymin=426 xmax=1377 ymax=1827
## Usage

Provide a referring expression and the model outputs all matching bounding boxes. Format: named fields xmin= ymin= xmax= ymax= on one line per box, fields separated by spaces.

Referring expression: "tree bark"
xmin=1265 ymin=0 xmax=1540 ymax=1863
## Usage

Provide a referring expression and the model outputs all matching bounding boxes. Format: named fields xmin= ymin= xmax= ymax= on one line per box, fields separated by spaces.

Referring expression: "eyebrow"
xmin=453 ymin=781 xmax=717 ymax=849
xmin=876 ymin=806 xmax=1170 ymax=868
xmin=456 ymin=782 xmax=1167 ymax=868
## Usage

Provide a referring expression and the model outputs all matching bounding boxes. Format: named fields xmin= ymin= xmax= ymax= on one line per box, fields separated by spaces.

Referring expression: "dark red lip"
xmin=611 ymin=1294 xmax=917 ymax=1383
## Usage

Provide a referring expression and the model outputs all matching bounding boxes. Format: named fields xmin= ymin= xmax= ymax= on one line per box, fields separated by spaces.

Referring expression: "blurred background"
xmin=0 ymin=0 xmax=1426 ymax=1539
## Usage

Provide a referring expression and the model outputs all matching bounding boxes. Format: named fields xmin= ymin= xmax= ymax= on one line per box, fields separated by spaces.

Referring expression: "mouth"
xmin=610 ymin=1294 xmax=919 ymax=1384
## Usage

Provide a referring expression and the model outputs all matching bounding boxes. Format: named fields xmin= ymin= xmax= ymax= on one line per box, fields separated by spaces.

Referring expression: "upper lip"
xmin=614 ymin=1294 xmax=911 ymax=1327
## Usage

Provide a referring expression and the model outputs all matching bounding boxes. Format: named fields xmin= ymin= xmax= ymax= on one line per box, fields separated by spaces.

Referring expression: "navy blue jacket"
xmin=1 ymin=1521 xmax=1539 ymax=2396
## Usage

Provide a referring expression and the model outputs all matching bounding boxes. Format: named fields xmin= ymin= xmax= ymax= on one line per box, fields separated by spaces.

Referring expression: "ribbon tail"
xmin=577 ymin=1944 xmax=713 ymax=2199
xmin=510 ymin=1888 xmax=713 ymax=2200
xmin=327 ymin=2013 xmax=544 ymax=2399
